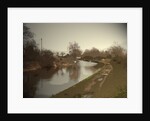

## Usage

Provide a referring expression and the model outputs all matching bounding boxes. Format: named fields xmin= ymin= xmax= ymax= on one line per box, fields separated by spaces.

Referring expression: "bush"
xmin=112 ymin=56 xmax=122 ymax=64
xmin=39 ymin=49 xmax=55 ymax=68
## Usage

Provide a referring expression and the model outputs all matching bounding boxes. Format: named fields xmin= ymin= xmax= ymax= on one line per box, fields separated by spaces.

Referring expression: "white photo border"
xmin=8 ymin=8 xmax=142 ymax=114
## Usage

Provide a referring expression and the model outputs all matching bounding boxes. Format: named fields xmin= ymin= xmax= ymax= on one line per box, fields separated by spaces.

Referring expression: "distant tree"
xmin=68 ymin=42 xmax=82 ymax=59
xmin=107 ymin=42 xmax=127 ymax=64
xmin=108 ymin=44 xmax=125 ymax=58
xmin=60 ymin=52 xmax=65 ymax=57
xmin=40 ymin=49 xmax=55 ymax=67
xmin=90 ymin=47 xmax=100 ymax=57
xmin=41 ymin=49 xmax=53 ymax=57
xmin=82 ymin=49 xmax=90 ymax=57
xmin=56 ymin=52 xmax=59 ymax=57
xmin=82 ymin=47 xmax=100 ymax=59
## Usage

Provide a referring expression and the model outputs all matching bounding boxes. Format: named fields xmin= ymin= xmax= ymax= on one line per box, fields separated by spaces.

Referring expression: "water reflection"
xmin=23 ymin=68 xmax=58 ymax=98
xmin=23 ymin=60 xmax=98 ymax=98
xmin=66 ymin=63 xmax=80 ymax=81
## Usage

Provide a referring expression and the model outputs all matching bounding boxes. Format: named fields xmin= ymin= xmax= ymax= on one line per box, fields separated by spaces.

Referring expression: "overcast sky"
xmin=26 ymin=23 xmax=127 ymax=53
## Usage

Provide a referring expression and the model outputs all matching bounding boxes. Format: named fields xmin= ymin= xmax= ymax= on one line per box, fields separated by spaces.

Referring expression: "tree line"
xmin=23 ymin=24 xmax=127 ymax=70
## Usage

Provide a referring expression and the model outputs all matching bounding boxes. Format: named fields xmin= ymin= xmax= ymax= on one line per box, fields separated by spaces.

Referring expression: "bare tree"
xmin=23 ymin=24 xmax=35 ymax=47
xmin=56 ymin=52 xmax=59 ymax=57
xmin=60 ymin=52 xmax=65 ymax=57
xmin=68 ymin=42 xmax=82 ymax=59
xmin=90 ymin=47 xmax=100 ymax=57
xmin=23 ymin=24 xmax=39 ymax=61
xmin=82 ymin=47 xmax=100 ymax=58
xmin=108 ymin=45 xmax=125 ymax=58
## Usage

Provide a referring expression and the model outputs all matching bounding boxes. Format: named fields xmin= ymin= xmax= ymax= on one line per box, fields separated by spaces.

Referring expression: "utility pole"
xmin=41 ymin=38 xmax=42 ymax=52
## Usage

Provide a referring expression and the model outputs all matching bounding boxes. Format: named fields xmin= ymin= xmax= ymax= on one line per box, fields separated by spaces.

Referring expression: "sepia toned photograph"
xmin=23 ymin=23 xmax=127 ymax=98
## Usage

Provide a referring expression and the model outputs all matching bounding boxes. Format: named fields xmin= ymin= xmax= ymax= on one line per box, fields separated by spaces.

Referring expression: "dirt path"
xmin=82 ymin=64 xmax=113 ymax=97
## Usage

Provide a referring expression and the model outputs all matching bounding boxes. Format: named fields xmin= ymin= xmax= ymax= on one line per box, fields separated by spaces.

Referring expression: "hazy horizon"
xmin=25 ymin=23 xmax=127 ymax=53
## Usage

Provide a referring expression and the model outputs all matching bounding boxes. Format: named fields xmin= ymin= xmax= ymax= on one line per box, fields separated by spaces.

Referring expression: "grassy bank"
xmin=52 ymin=59 xmax=127 ymax=98
xmin=114 ymin=88 xmax=127 ymax=98
xmin=96 ymin=61 xmax=127 ymax=98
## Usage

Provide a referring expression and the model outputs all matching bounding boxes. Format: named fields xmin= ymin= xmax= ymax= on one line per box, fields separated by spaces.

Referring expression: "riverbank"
xmin=23 ymin=60 xmax=74 ymax=72
xmin=51 ymin=60 xmax=127 ymax=98
xmin=23 ymin=62 xmax=41 ymax=72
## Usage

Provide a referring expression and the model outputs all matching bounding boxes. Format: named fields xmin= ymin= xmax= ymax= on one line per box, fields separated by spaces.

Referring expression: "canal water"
xmin=23 ymin=60 xmax=98 ymax=98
